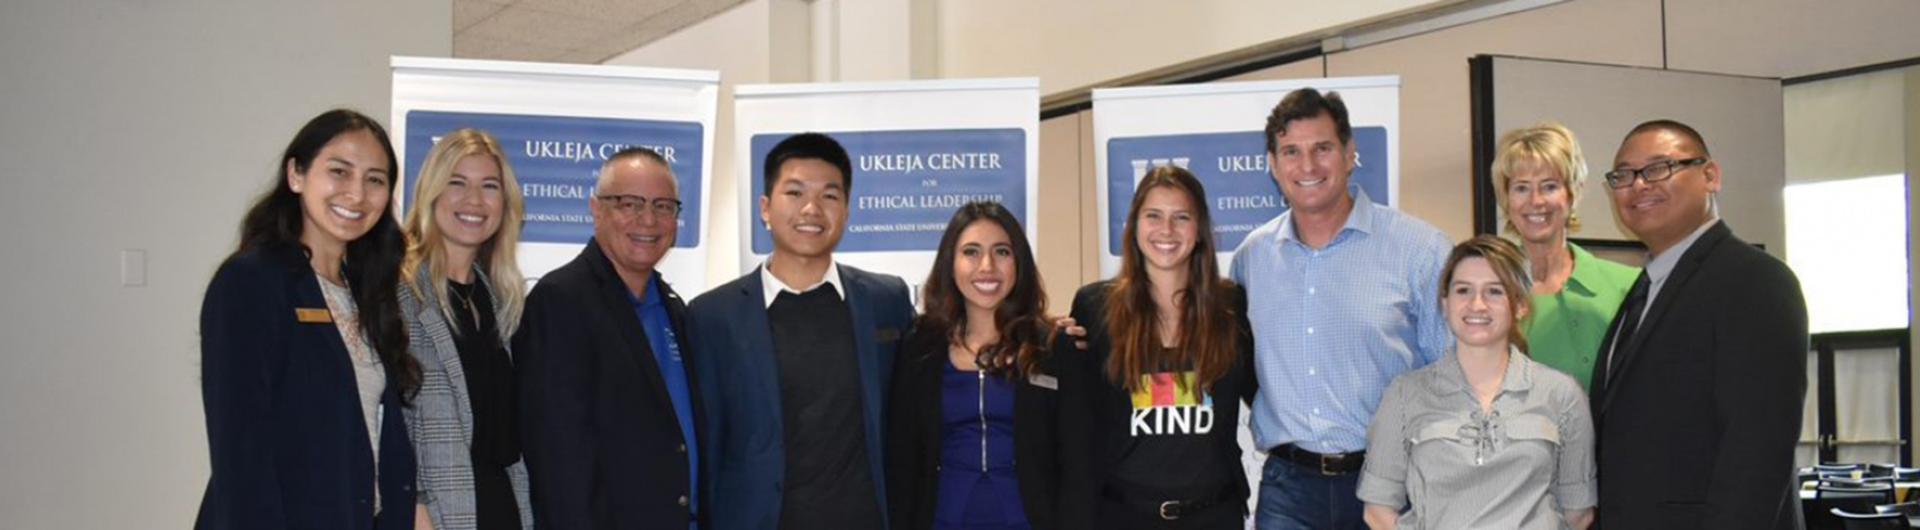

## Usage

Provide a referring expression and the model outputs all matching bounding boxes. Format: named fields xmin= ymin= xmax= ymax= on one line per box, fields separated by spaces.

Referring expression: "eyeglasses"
xmin=1603 ymin=158 xmax=1708 ymax=189
xmin=596 ymin=194 xmax=683 ymax=218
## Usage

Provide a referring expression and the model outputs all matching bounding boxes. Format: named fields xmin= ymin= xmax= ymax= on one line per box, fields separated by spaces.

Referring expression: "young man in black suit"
xmin=688 ymin=133 xmax=915 ymax=530
xmin=1589 ymin=120 xmax=1809 ymax=529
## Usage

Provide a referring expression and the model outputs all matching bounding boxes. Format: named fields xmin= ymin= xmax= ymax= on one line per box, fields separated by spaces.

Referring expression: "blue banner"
xmin=749 ymin=129 xmax=1027 ymax=253
xmin=1104 ymin=126 xmax=1387 ymax=255
xmin=403 ymin=110 xmax=706 ymax=246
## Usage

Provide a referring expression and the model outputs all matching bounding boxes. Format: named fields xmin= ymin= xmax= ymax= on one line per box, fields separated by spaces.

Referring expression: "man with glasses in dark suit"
xmin=516 ymin=147 xmax=705 ymax=529
xmin=1589 ymin=119 xmax=1808 ymax=530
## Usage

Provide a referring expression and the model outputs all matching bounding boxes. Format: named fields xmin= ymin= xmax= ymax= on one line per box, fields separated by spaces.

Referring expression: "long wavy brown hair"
xmin=916 ymin=202 xmax=1052 ymax=378
xmin=233 ymin=109 xmax=419 ymax=401
xmin=1104 ymin=165 xmax=1239 ymax=394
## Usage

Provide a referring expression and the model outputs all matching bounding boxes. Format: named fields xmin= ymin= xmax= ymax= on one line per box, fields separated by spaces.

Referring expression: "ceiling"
xmin=453 ymin=0 xmax=747 ymax=64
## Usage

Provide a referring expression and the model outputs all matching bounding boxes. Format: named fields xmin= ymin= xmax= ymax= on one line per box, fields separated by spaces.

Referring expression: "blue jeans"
xmin=1254 ymin=456 xmax=1364 ymax=530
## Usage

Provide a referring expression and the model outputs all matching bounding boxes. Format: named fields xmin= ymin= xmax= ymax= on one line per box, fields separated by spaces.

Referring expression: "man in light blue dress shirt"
xmin=1229 ymin=88 xmax=1453 ymax=530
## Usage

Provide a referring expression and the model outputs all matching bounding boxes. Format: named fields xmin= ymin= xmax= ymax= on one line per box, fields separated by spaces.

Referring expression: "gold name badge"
xmin=295 ymin=308 xmax=333 ymax=324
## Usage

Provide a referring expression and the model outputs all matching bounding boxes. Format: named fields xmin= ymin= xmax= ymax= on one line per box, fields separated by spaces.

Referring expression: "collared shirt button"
xmin=1307 ymin=327 xmax=1315 ymax=334
xmin=678 ymin=495 xmax=689 ymax=507
xmin=677 ymin=443 xmax=687 ymax=453
xmin=1308 ymin=287 xmax=1316 ymax=295
xmin=1312 ymin=407 xmax=1321 ymax=415
xmin=1308 ymin=368 xmax=1317 ymax=376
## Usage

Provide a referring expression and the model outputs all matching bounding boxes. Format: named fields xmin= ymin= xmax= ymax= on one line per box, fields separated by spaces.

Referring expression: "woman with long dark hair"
xmin=1058 ymin=165 xmax=1255 ymax=529
xmin=399 ymin=128 xmax=531 ymax=530
xmin=888 ymin=201 xmax=1063 ymax=530
xmin=196 ymin=109 xmax=420 ymax=530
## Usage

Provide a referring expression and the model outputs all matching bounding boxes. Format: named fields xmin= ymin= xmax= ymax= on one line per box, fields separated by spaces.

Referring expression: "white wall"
xmin=0 ymin=0 xmax=450 ymax=527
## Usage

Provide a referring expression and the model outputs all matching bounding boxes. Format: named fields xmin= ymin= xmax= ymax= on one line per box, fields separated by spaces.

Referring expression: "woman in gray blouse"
xmin=1357 ymin=236 xmax=1596 ymax=529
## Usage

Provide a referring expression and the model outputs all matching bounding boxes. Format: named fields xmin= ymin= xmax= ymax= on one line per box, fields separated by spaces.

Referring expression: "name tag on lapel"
xmin=294 ymin=307 xmax=333 ymax=324
xmin=875 ymin=327 xmax=901 ymax=342
xmin=1028 ymin=373 xmax=1059 ymax=390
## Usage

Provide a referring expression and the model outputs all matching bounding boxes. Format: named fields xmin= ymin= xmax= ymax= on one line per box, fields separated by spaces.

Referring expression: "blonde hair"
xmin=1492 ymin=121 xmax=1588 ymax=234
xmin=401 ymin=128 xmax=526 ymax=340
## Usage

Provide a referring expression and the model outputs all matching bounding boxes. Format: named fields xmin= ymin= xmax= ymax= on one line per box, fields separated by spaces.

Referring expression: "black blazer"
xmin=886 ymin=324 xmax=1064 ymax=530
xmin=195 ymin=244 xmax=416 ymax=530
xmin=1589 ymin=221 xmax=1808 ymax=530
xmin=1055 ymin=280 xmax=1256 ymax=529
xmin=513 ymin=238 xmax=702 ymax=529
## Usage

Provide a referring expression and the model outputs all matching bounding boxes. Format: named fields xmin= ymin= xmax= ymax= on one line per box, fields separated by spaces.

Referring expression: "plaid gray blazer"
xmin=400 ymin=270 xmax=534 ymax=530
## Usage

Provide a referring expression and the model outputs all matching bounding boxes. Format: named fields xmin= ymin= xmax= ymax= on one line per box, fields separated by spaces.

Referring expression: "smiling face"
xmin=759 ymin=157 xmax=849 ymax=260
xmin=952 ymin=219 xmax=1016 ymax=314
xmin=1445 ymin=256 xmax=1525 ymax=349
xmin=1134 ymin=185 xmax=1200 ymax=274
xmin=1504 ymin=163 xmax=1572 ymax=245
xmin=433 ymin=154 xmax=506 ymax=256
xmin=1268 ymin=112 xmax=1356 ymax=217
xmin=1610 ymin=129 xmax=1720 ymax=255
xmin=289 ymin=128 xmax=392 ymax=256
xmin=590 ymin=156 xmax=678 ymax=277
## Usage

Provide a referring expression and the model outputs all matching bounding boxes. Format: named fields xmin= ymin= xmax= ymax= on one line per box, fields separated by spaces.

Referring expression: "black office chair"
xmin=1820 ymin=463 xmax=1869 ymax=475
xmin=1830 ymin=507 xmax=1907 ymax=530
xmin=1809 ymin=487 xmax=1896 ymax=530
xmin=1876 ymin=501 xmax=1920 ymax=516
xmin=1826 ymin=477 xmax=1900 ymax=489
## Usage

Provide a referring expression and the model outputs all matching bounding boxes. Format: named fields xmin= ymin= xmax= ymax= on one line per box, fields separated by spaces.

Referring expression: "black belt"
xmin=1268 ymin=443 xmax=1365 ymax=476
xmin=1102 ymin=484 xmax=1231 ymax=521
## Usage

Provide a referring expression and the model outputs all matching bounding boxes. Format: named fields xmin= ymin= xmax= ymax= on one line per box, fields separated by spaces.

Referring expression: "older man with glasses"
xmin=1587 ymin=119 xmax=1808 ymax=530
xmin=515 ymin=147 xmax=706 ymax=529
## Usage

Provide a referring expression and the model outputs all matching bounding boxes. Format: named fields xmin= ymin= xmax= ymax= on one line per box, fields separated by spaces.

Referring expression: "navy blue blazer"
xmin=196 ymin=245 xmax=416 ymax=530
xmin=514 ymin=238 xmax=702 ymax=529
xmin=686 ymin=264 xmax=915 ymax=530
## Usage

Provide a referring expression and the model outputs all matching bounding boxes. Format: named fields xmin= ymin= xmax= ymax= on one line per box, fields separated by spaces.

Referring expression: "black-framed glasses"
xmin=1603 ymin=157 xmax=1709 ymax=189
xmin=596 ymin=194 xmax=683 ymax=218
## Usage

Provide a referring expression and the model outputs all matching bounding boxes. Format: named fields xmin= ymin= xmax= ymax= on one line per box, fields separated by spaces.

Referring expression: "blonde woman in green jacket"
xmin=1490 ymin=122 xmax=1640 ymax=391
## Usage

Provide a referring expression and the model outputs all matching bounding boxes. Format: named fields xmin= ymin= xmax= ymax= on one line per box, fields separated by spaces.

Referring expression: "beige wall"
xmin=1667 ymin=1 xmax=1920 ymax=79
xmin=604 ymin=0 xmax=786 ymax=289
xmin=1040 ymin=0 xmax=1920 ymax=283
xmin=937 ymin=0 xmax=1454 ymax=94
xmin=1908 ymin=66 xmax=1920 ymax=465
xmin=0 ymin=0 xmax=450 ymax=527
xmin=1326 ymin=0 xmax=1664 ymax=241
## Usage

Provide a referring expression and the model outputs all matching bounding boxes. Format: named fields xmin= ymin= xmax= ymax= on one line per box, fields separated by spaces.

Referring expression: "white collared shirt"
xmin=759 ymin=259 xmax=846 ymax=309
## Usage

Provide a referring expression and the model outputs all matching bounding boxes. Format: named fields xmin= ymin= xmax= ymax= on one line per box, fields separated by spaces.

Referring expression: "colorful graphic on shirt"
xmin=1130 ymin=371 xmax=1215 ymax=436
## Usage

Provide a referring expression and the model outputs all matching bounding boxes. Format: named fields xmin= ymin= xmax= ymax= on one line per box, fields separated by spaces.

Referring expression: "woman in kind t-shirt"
xmin=1057 ymin=165 xmax=1256 ymax=530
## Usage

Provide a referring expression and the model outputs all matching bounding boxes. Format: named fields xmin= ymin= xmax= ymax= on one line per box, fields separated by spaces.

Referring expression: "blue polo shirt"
xmin=626 ymin=274 xmax=698 ymax=528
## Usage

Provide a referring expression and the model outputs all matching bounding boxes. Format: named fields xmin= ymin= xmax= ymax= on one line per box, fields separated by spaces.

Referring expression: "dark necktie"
xmin=1601 ymin=272 xmax=1652 ymax=389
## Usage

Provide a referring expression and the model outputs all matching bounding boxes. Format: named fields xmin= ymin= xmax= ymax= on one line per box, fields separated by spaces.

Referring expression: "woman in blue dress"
xmin=888 ymin=201 xmax=1063 ymax=530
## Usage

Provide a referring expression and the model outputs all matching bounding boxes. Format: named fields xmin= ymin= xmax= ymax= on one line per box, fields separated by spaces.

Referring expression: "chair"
xmin=1829 ymin=507 xmax=1908 ymax=530
xmin=1876 ymin=501 xmax=1920 ymax=516
xmin=1809 ymin=487 xmax=1896 ymax=530
xmin=1820 ymin=463 xmax=1869 ymax=475
xmin=1827 ymin=477 xmax=1900 ymax=489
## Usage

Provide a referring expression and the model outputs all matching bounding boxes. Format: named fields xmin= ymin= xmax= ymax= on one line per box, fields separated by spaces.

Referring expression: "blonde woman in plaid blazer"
xmin=399 ymin=128 xmax=533 ymax=530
